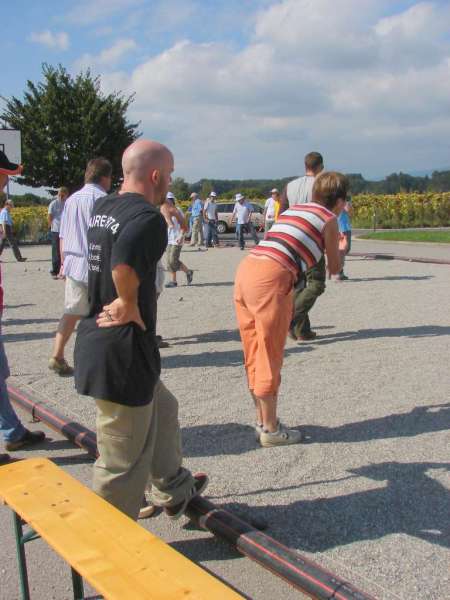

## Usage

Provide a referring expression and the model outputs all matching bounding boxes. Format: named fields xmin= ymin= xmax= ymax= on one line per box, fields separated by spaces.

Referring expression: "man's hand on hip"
xmin=97 ymin=298 xmax=146 ymax=331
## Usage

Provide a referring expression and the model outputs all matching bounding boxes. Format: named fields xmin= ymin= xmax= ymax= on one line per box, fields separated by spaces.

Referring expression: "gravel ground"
xmin=0 ymin=239 xmax=449 ymax=600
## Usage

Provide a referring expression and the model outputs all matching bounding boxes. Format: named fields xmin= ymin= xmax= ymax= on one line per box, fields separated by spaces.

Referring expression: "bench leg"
xmin=12 ymin=512 xmax=31 ymax=600
xmin=71 ymin=567 xmax=84 ymax=600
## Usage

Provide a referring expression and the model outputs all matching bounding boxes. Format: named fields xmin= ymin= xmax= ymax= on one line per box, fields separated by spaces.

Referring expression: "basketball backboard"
xmin=0 ymin=129 xmax=21 ymax=164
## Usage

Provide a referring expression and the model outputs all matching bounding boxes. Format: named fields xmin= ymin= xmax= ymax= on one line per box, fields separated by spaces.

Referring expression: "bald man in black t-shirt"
xmin=75 ymin=140 xmax=207 ymax=521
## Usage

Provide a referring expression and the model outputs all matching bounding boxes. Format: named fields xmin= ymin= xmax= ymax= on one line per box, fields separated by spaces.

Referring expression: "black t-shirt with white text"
xmin=74 ymin=192 xmax=167 ymax=406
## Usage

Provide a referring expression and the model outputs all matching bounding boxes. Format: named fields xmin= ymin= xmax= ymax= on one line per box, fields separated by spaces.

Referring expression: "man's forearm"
xmin=112 ymin=264 xmax=140 ymax=304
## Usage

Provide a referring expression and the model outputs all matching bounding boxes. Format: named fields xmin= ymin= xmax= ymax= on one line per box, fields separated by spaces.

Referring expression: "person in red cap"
xmin=0 ymin=149 xmax=23 ymax=192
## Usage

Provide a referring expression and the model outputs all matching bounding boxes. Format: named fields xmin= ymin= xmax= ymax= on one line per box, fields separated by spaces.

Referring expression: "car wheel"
xmin=217 ymin=221 xmax=227 ymax=234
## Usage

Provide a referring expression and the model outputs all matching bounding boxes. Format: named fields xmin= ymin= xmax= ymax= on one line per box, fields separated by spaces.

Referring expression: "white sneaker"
xmin=259 ymin=423 xmax=303 ymax=447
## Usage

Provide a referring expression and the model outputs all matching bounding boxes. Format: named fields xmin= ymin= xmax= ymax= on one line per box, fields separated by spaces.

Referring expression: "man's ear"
xmin=150 ymin=169 xmax=160 ymax=185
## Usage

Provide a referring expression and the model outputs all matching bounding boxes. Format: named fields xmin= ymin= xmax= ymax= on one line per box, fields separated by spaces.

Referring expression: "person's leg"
xmin=166 ymin=246 xmax=178 ymax=285
xmin=249 ymin=222 xmax=259 ymax=244
xmin=0 ymin=236 xmax=6 ymax=256
xmin=239 ymin=259 xmax=301 ymax=445
xmin=147 ymin=381 xmax=196 ymax=507
xmin=252 ymin=282 xmax=292 ymax=431
xmin=211 ymin=220 xmax=219 ymax=246
xmin=5 ymin=224 xmax=24 ymax=261
xmin=234 ymin=265 xmax=259 ymax=417
xmin=50 ymin=231 xmax=59 ymax=276
xmin=93 ymin=398 xmax=155 ymax=520
xmin=51 ymin=232 xmax=60 ymax=275
xmin=199 ymin=217 xmax=205 ymax=246
xmin=0 ymin=378 xmax=26 ymax=444
xmin=190 ymin=217 xmax=199 ymax=246
xmin=339 ymin=231 xmax=352 ymax=278
xmin=238 ymin=224 xmax=245 ymax=249
xmin=0 ymin=340 xmax=45 ymax=449
xmin=50 ymin=277 xmax=88 ymax=371
xmin=292 ymin=257 xmax=326 ymax=338
xmin=52 ymin=314 xmax=80 ymax=360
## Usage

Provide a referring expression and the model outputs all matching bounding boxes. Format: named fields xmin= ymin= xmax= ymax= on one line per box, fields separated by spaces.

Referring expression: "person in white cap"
xmin=161 ymin=192 xmax=193 ymax=287
xmin=232 ymin=193 xmax=259 ymax=250
xmin=263 ymin=189 xmax=280 ymax=232
xmin=203 ymin=191 xmax=220 ymax=247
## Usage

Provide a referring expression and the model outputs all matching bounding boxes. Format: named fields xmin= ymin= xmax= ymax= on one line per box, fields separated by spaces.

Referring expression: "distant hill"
xmin=184 ymin=170 xmax=450 ymax=199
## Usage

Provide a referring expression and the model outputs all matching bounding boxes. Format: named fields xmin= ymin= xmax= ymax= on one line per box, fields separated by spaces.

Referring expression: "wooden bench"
xmin=0 ymin=458 xmax=242 ymax=599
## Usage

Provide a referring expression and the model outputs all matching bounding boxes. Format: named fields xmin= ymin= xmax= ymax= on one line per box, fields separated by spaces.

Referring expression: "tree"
xmin=170 ymin=177 xmax=189 ymax=201
xmin=1 ymin=64 xmax=140 ymax=192
xmin=199 ymin=179 xmax=213 ymax=198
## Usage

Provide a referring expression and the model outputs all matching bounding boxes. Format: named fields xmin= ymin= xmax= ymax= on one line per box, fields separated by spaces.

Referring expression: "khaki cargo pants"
xmin=93 ymin=380 xmax=195 ymax=520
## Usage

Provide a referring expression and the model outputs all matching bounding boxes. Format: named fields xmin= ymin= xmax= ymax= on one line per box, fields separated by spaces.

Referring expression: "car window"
xmin=218 ymin=203 xmax=232 ymax=213
xmin=251 ymin=203 xmax=263 ymax=213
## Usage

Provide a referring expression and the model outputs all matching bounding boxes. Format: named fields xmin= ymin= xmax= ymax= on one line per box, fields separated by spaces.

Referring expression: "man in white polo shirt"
xmin=203 ymin=191 xmax=220 ymax=247
xmin=48 ymin=158 xmax=112 ymax=375
xmin=232 ymin=193 xmax=259 ymax=250
xmin=263 ymin=188 xmax=279 ymax=231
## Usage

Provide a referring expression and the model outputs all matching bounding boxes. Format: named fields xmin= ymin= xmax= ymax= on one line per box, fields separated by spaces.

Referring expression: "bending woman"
xmin=234 ymin=171 xmax=346 ymax=447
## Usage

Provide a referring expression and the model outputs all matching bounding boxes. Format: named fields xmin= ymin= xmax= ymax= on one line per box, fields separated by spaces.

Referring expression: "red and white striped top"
xmin=251 ymin=203 xmax=335 ymax=276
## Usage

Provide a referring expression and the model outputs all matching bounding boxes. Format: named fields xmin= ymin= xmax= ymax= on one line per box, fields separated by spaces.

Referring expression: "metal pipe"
xmin=8 ymin=386 xmax=97 ymax=457
xmin=8 ymin=385 xmax=377 ymax=600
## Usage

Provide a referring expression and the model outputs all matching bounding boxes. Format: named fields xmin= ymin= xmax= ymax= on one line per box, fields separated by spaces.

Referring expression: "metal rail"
xmin=8 ymin=385 xmax=377 ymax=600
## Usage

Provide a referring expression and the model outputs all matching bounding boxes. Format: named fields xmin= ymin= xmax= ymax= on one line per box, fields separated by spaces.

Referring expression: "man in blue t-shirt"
xmin=189 ymin=192 xmax=204 ymax=248
xmin=337 ymin=197 xmax=352 ymax=281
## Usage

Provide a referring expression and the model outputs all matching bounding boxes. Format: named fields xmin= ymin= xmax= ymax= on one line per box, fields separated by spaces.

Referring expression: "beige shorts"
xmin=166 ymin=244 xmax=182 ymax=272
xmin=64 ymin=276 xmax=89 ymax=316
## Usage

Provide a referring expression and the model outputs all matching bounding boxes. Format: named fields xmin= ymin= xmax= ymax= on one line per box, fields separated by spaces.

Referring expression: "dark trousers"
xmin=237 ymin=222 xmax=259 ymax=249
xmin=206 ymin=220 xmax=219 ymax=247
xmin=292 ymin=256 xmax=326 ymax=336
xmin=50 ymin=231 xmax=61 ymax=275
xmin=0 ymin=225 xmax=23 ymax=261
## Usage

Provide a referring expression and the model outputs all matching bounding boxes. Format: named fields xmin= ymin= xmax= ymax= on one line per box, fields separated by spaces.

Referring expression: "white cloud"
xmin=100 ymin=1 xmax=450 ymax=179
xmin=29 ymin=30 xmax=69 ymax=51
xmin=75 ymin=38 xmax=137 ymax=72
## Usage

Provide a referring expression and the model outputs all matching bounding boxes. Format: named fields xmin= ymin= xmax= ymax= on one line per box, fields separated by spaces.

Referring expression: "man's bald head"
xmin=121 ymin=139 xmax=174 ymax=205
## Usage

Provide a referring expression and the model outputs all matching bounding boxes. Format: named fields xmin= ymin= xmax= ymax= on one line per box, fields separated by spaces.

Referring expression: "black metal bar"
xmin=8 ymin=385 xmax=377 ymax=600
xmin=12 ymin=512 xmax=31 ymax=600
xmin=71 ymin=568 xmax=85 ymax=600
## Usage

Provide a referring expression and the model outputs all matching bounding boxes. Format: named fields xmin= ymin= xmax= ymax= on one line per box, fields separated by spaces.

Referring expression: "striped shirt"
xmin=251 ymin=203 xmax=335 ymax=276
xmin=59 ymin=183 xmax=106 ymax=283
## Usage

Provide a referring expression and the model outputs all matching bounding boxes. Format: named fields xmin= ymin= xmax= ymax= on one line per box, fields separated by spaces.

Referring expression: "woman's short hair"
xmin=312 ymin=171 xmax=349 ymax=210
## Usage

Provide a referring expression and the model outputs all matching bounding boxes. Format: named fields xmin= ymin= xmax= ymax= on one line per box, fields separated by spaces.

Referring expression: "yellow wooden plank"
xmin=0 ymin=458 xmax=242 ymax=600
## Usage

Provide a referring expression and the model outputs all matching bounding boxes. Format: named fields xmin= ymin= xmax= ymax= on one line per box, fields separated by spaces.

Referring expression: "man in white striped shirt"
xmin=49 ymin=158 xmax=112 ymax=375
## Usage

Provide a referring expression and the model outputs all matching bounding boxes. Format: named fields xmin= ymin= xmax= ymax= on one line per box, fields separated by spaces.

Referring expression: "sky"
xmin=2 ymin=0 xmax=450 ymax=191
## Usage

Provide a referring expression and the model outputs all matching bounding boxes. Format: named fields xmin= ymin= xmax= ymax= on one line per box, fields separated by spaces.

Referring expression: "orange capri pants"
xmin=234 ymin=255 xmax=294 ymax=397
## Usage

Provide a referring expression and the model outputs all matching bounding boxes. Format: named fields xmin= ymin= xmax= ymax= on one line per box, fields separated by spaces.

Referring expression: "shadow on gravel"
xmin=1 ymin=331 xmax=55 ymax=343
xmin=162 ymin=345 xmax=312 ymax=369
xmin=2 ymin=317 xmax=59 ymax=326
xmin=183 ymin=423 xmax=257 ymax=457
xmin=343 ymin=275 xmax=433 ymax=282
xmin=167 ymin=329 xmax=241 ymax=345
xmin=217 ymin=461 xmax=450 ymax=553
xmin=301 ymin=403 xmax=450 ymax=444
xmin=307 ymin=325 xmax=450 ymax=346
xmin=4 ymin=303 xmax=35 ymax=309
xmin=171 ymin=536 xmax=241 ymax=563
xmin=187 ymin=281 xmax=234 ymax=288
xmin=50 ymin=453 xmax=94 ymax=467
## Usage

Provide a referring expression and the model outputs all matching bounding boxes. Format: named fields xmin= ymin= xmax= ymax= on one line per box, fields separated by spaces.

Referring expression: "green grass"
xmin=359 ymin=230 xmax=450 ymax=243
